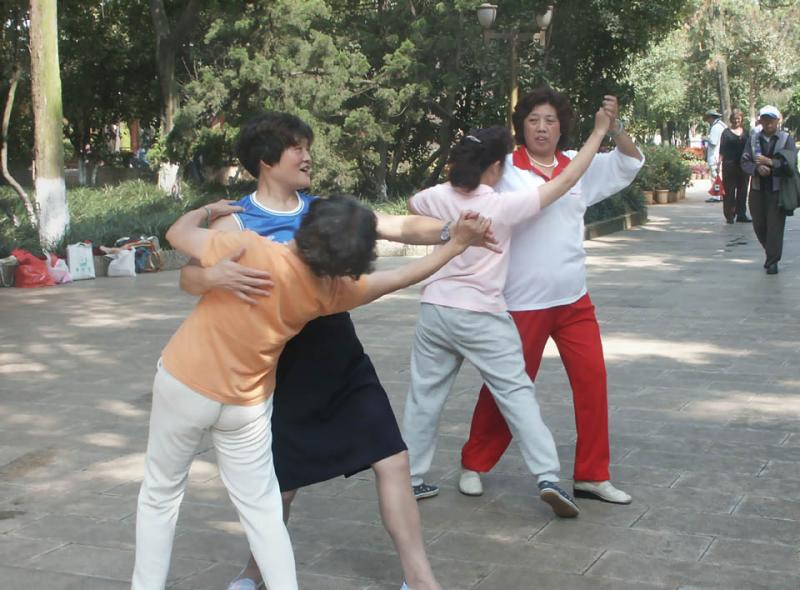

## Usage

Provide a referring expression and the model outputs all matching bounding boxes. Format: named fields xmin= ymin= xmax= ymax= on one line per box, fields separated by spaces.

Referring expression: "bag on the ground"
xmin=45 ymin=252 xmax=73 ymax=284
xmin=106 ymin=248 xmax=137 ymax=277
xmin=67 ymin=242 xmax=96 ymax=280
xmin=11 ymin=248 xmax=56 ymax=288
xmin=709 ymin=174 xmax=725 ymax=197
xmin=113 ymin=236 xmax=162 ymax=273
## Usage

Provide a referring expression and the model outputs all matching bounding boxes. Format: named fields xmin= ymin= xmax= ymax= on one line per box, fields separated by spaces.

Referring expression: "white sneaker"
xmin=573 ymin=480 xmax=632 ymax=504
xmin=400 ymin=584 xmax=410 ymax=590
xmin=458 ymin=469 xmax=484 ymax=496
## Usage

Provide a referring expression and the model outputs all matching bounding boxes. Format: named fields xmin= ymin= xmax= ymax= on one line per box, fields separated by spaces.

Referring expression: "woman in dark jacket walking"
xmin=720 ymin=108 xmax=750 ymax=223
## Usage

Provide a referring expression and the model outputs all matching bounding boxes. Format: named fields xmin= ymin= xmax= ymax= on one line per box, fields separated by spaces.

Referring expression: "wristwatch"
xmin=608 ymin=119 xmax=625 ymax=139
xmin=440 ymin=221 xmax=451 ymax=242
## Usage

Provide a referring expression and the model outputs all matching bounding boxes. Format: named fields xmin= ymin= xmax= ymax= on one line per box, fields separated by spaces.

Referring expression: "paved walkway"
xmin=1 ymin=182 xmax=799 ymax=590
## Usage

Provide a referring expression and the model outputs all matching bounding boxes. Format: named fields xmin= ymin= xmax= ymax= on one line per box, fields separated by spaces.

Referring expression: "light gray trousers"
xmin=403 ymin=303 xmax=560 ymax=486
xmin=132 ymin=365 xmax=297 ymax=590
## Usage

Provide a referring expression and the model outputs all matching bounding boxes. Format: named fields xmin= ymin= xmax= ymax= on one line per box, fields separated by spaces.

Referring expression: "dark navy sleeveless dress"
xmin=232 ymin=192 xmax=407 ymax=491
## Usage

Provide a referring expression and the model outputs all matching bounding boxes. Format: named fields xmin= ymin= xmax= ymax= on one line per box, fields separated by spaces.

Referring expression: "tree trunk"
xmin=150 ymin=0 xmax=200 ymax=196
xmin=374 ymin=138 xmax=389 ymax=202
xmin=1 ymin=64 xmax=38 ymax=228
xmin=716 ymin=54 xmax=732 ymax=124
xmin=29 ymin=0 xmax=68 ymax=248
xmin=149 ymin=0 xmax=200 ymax=135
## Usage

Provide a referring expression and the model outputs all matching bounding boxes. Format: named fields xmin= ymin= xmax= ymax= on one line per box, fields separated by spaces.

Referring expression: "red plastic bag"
xmin=709 ymin=174 xmax=725 ymax=197
xmin=11 ymin=248 xmax=56 ymax=288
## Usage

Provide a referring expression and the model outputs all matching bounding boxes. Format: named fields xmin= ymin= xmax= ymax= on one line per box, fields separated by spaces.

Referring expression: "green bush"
xmin=584 ymin=184 xmax=646 ymax=225
xmin=634 ymin=144 xmax=691 ymax=191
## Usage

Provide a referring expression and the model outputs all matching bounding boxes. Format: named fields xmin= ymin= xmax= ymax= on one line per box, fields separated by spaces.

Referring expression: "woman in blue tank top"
xmin=180 ymin=113 xmax=449 ymax=590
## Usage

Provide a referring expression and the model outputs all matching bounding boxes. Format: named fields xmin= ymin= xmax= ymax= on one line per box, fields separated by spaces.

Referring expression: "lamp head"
xmin=477 ymin=3 xmax=497 ymax=29
xmin=536 ymin=5 xmax=553 ymax=29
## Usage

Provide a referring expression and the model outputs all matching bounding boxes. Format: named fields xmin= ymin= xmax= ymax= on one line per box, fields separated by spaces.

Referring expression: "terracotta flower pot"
xmin=655 ymin=189 xmax=669 ymax=204
xmin=668 ymin=190 xmax=678 ymax=203
xmin=642 ymin=190 xmax=654 ymax=205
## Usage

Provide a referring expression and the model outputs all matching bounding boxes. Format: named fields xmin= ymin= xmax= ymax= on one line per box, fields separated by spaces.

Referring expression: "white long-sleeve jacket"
xmin=497 ymin=148 xmax=644 ymax=311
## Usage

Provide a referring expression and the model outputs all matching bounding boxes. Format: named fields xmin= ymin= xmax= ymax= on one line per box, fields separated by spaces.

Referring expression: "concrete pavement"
xmin=1 ymin=181 xmax=799 ymax=589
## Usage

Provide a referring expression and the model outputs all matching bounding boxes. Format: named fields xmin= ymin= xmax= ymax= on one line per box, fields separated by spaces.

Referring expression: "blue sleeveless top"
xmin=231 ymin=192 xmax=317 ymax=243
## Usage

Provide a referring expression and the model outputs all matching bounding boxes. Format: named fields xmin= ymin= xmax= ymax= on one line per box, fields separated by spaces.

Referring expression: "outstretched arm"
xmin=358 ymin=212 xmax=492 ymax=305
xmin=178 ymin=210 xmax=274 ymax=304
xmin=537 ymin=106 xmax=612 ymax=209
xmin=375 ymin=212 xmax=445 ymax=245
xmin=166 ymin=200 xmax=242 ymax=260
xmin=603 ymin=95 xmax=643 ymax=162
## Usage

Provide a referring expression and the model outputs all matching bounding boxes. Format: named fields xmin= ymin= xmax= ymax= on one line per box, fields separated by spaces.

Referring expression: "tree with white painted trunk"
xmin=29 ymin=0 xmax=68 ymax=248
xmin=150 ymin=0 xmax=200 ymax=197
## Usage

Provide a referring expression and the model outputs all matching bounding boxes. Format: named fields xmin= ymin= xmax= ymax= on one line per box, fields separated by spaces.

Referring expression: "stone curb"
xmin=584 ymin=209 xmax=648 ymax=241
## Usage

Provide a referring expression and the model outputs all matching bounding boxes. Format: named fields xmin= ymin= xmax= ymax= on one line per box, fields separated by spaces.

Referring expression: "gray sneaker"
xmin=538 ymin=481 xmax=579 ymax=517
xmin=412 ymin=482 xmax=439 ymax=500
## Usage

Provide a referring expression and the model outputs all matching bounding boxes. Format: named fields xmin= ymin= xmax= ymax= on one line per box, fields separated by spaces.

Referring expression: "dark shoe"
xmin=736 ymin=216 xmax=752 ymax=223
xmin=412 ymin=482 xmax=439 ymax=500
xmin=725 ymin=219 xmax=734 ymax=224
xmin=766 ymin=264 xmax=778 ymax=275
xmin=538 ymin=481 xmax=579 ymax=517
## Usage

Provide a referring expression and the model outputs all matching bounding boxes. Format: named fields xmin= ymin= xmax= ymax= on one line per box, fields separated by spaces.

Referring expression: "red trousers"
xmin=461 ymin=293 xmax=610 ymax=481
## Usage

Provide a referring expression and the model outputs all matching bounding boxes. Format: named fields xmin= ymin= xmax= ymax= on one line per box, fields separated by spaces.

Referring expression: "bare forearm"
xmin=614 ymin=131 xmax=643 ymax=161
xmin=376 ymin=213 xmax=445 ymax=245
xmin=179 ymin=262 xmax=212 ymax=296
xmin=361 ymin=241 xmax=464 ymax=303
xmin=166 ymin=208 xmax=210 ymax=259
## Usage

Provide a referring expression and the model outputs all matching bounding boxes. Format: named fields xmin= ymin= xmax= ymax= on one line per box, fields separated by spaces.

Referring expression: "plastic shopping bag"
xmin=11 ymin=248 xmax=55 ymax=288
xmin=67 ymin=242 xmax=96 ymax=280
xmin=709 ymin=174 xmax=725 ymax=197
xmin=45 ymin=252 xmax=73 ymax=284
xmin=107 ymin=249 xmax=137 ymax=277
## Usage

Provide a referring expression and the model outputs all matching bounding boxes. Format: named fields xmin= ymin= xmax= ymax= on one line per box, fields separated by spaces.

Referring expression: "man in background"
xmin=704 ymin=109 xmax=726 ymax=203
xmin=740 ymin=105 xmax=797 ymax=275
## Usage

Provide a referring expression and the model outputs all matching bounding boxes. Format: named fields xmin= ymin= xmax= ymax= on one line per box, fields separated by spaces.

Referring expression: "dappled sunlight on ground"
xmin=599 ymin=335 xmax=748 ymax=365
xmin=96 ymin=399 xmax=148 ymax=419
xmin=80 ymin=432 xmax=131 ymax=449
xmin=0 ymin=353 xmax=48 ymax=374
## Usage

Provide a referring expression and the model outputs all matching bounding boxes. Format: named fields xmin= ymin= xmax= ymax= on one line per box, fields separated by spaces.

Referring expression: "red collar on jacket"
xmin=512 ymin=145 xmax=571 ymax=181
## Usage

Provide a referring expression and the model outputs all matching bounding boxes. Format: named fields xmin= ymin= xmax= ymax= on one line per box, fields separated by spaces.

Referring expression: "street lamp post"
xmin=476 ymin=3 xmax=553 ymax=128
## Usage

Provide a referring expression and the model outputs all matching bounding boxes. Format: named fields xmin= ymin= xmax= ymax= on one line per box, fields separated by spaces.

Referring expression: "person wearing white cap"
xmin=740 ymin=105 xmax=797 ymax=274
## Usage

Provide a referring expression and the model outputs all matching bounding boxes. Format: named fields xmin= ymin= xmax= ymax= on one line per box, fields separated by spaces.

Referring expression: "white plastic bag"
xmin=45 ymin=253 xmax=73 ymax=284
xmin=66 ymin=243 xmax=96 ymax=280
xmin=107 ymin=249 xmax=136 ymax=277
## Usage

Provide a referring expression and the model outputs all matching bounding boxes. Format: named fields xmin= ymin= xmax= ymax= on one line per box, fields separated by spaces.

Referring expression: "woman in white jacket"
xmin=458 ymin=88 xmax=644 ymax=504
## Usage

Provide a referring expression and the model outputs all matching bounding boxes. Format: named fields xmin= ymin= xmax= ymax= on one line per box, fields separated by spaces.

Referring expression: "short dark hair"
xmin=295 ymin=195 xmax=377 ymax=279
xmin=512 ymin=87 xmax=575 ymax=150
xmin=447 ymin=126 xmax=513 ymax=191
xmin=235 ymin=112 xmax=314 ymax=177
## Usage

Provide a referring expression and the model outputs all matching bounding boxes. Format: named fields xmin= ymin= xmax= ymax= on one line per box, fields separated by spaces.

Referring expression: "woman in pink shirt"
xmin=402 ymin=107 xmax=611 ymax=518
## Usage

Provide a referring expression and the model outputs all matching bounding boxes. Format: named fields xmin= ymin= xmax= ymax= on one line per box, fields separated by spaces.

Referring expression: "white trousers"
xmin=132 ymin=365 xmax=297 ymax=590
xmin=403 ymin=304 xmax=560 ymax=486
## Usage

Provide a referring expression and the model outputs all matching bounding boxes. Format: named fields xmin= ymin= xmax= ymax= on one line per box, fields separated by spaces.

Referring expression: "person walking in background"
xmin=704 ymin=109 xmax=726 ymax=203
xmin=458 ymin=88 xmax=643 ymax=505
xmin=720 ymin=108 xmax=751 ymax=224
xmin=741 ymin=105 xmax=797 ymax=275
